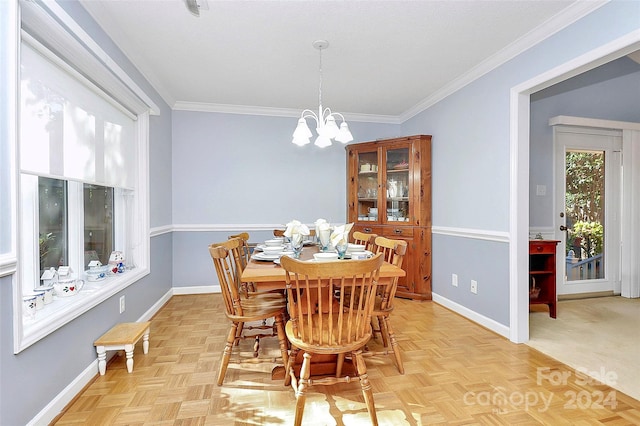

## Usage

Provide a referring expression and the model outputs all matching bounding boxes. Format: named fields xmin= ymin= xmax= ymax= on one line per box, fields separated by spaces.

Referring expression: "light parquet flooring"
xmin=53 ymin=295 xmax=640 ymax=425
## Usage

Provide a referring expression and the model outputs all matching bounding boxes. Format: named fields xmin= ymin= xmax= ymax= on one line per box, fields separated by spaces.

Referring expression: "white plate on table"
xmin=272 ymin=252 xmax=295 ymax=265
xmin=343 ymin=250 xmax=374 ymax=259
xmin=252 ymin=252 xmax=281 ymax=261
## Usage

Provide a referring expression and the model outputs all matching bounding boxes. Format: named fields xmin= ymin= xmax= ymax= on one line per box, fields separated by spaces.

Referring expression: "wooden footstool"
xmin=94 ymin=322 xmax=150 ymax=375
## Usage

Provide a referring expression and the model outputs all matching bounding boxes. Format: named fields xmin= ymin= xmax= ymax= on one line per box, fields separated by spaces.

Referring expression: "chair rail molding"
xmin=0 ymin=253 xmax=17 ymax=278
xmin=432 ymin=226 xmax=510 ymax=243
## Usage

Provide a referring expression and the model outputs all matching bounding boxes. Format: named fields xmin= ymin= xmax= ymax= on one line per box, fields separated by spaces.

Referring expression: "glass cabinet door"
xmin=356 ymin=150 xmax=379 ymax=222
xmin=385 ymin=147 xmax=410 ymax=223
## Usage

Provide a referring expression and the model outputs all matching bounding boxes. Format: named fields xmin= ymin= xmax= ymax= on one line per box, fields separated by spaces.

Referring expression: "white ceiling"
xmin=80 ymin=0 xmax=598 ymax=122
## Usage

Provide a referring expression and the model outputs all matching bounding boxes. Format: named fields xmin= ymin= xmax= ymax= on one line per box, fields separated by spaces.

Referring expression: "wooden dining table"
xmin=240 ymin=244 xmax=406 ymax=379
xmin=240 ymin=244 xmax=406 ymax=291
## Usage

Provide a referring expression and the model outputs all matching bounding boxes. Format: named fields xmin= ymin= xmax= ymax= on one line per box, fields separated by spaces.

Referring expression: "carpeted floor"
xmin=528 ymin=296 xmax=640 ymax=401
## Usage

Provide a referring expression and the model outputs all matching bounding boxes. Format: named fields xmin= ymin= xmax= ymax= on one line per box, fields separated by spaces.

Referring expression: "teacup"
xmin=347 ymin=243 xmax=366 ymax=253
xmin=54 ymin=278 xmax=85 ymax=297
xmin=350 ymin=252 xmax=370 ymax=260
xmin=264 ymin=238 xmax=284 ymax=247
xmin=263 ymin=245 xmax=285 ymax=255
xmin=313 ymin=252 xmax=339 ymax=262
xmin=25 ymin=291 xmax=45 ymax=310
xmin=23 ymin=295 xmax=37 ymax=320
xmin=38 ymin=286 xmax=54 ymax=304
xmin=86 ymin=265 xmax=109 ymax=282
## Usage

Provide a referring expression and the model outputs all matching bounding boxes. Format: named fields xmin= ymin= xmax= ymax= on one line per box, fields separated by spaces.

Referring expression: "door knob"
xmin=559 ymin=225 xmax=567 ymax=231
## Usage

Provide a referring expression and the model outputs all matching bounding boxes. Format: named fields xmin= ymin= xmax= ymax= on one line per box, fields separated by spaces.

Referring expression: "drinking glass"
xmin=335 ymin=240 xmax=348 ymax=259
xmin=291 ymin=238 xmax=304 ymax=259
xmin=318 ymin=229 xmax=331 ymax=252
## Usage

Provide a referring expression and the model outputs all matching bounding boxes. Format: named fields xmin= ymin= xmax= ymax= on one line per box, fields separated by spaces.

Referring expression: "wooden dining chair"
xmin=280 ymin=253 xmax=384 ymax=426
xmin=228 ymin=232 xmax=251 ymax=269
xmin=209 ymin=242 xmax=289 ymax=385
xmin=367 ymin=236 xmax=408 ymax=374
xmin=228 ymin=232 xmax=255 ymax=292
xmin=275 ymin=229 xmax=316 ymax=243
xmin=352 ymin=230 xmax=377 ymax=251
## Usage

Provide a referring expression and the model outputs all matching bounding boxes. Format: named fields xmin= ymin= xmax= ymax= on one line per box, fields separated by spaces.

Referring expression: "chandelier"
xmin=292 ymin=40 xmax=353 ymax=148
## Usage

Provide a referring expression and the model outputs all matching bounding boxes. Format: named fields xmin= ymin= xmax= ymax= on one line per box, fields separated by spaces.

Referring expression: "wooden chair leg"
xmin=336 ymin=353 xmax=346 ymax=377
xmin=382 ymin=315 xmax=404 ymax=374
xmin=274 ymin=314 xmax=290 ymax=386
xmin=378 ymin=314 xmax=390 ymax=347
xmin=353 ymin=350 xmax=378 ymax=426
xmin=217 ymin=323 xmax=238 ymax=385
xmin=235 ymin=321 xmax=245 ymax=345
xmin=286 ymin=347 xmax=299 ymax=387
xmin=294 ymin=352 xmax=312 ymax=426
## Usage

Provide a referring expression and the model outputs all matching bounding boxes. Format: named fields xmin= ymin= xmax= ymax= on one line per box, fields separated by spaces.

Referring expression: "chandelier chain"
xmin=318 ymin=45 xmax=323 ymax=113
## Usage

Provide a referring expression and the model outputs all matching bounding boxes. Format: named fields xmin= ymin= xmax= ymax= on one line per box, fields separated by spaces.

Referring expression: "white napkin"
xmin=330 ymin=223 xmax=354 ymax=247
xmin=284 ymin=219 xmax=310 ymax=245
xmin=315 ymin=218 xmax=332 ymax=247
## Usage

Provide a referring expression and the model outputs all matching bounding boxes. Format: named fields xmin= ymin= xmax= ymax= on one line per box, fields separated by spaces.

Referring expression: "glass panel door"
xmin=554 ymin=126 xmax=621 ymax=296
xmin=564 ymin=150 xmax=605 ymax=281
xmin=385 ymin=147 xmax=410 ymax=223
xmin=356 ymin=151 xmax=379 ymax=222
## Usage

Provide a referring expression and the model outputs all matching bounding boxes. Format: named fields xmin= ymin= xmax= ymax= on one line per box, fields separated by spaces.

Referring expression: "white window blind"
xmin=20 ymin=41 xmax=135 ymax=189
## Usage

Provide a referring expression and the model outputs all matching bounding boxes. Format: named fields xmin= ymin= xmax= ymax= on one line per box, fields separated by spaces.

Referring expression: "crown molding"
xmin=172 ymin=101 xmax=400 ymax=124
xmin=399 ymin=0 xmax=608 ymax=122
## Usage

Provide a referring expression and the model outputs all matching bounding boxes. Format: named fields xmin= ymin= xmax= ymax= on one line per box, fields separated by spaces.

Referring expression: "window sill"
xmin=16 ymin=266 xmax=149 ymax=353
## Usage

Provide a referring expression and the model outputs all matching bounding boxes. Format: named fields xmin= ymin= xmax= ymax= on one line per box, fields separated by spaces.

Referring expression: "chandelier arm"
xmin=328 ymin=111 xmax=348 ymax=123
xmin=300 ymin=109 xmax=320 ymax=125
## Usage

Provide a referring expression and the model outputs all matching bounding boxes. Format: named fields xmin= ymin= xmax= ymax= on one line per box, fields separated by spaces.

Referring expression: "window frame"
xmin=13 ymin=1 xmax=155 ymax=353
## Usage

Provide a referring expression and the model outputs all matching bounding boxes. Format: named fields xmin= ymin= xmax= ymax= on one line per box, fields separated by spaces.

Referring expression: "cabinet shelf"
xmin=529 ymin=240 xmax=560 ymax=318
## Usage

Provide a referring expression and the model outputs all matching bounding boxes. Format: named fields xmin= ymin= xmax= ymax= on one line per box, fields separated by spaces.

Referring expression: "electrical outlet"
xmin=452 ymin=273 xmax=458 ymax=287
xmin=470 ymin=280 xmax=478 ymax=294
xmin=119 ymin=295 xmax=125 ymax=313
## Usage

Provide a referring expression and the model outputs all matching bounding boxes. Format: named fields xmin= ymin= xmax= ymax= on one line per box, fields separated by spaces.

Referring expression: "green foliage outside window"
xmin=565 ymin=151 xmax=604 ymax=260
xmin=570 ymin=221 xmax=603 ymax=259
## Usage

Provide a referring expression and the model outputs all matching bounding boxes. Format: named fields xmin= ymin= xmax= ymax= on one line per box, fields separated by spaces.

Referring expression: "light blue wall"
xmin=530 ymin=58 xmax=640 ymax=228
xmin=172 ymin=111 xmax=399 ymax=225
xmin=171 ymin=110 xmax=399 ymax=287
xmin=0 ymin=1 xmax=174 ymax=425
xmin=401 ymin=0 xmax=640 ymax=325
xmin=0 ymin=0 xmax=15 ymax=255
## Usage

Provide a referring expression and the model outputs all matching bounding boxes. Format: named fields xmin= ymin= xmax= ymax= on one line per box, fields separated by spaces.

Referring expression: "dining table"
xmin=240 ymin=244 xmax=406 ymax=291
xmin=240 ymin=243 xmax=406 ymax=379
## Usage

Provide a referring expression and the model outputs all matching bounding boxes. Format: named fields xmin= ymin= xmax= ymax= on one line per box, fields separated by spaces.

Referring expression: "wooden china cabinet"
xmin=346 ymin=135 xmax=432 ymax=300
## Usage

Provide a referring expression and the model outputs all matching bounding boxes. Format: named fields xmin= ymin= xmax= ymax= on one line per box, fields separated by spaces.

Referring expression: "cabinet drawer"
xmin=354 ymin=225 xmax=384 ymax=236
xmin=383 ymin=226 xmax=414 ymax=238
xmin=529 ymin=241 xmax=556 ymax=254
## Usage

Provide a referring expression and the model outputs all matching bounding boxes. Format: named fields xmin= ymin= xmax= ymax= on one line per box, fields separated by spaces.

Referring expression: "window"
xmin=84 ymin=184 xmax=114 ymax=267
xmin=38 ymin=177 xmax=68 ymax=275
xmin=15 ymin=1 xmax=154 ymax=352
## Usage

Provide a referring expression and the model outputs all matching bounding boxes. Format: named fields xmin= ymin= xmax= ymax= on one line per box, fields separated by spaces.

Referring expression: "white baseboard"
xmin=172 ymin=285 xmax=221 ymax=295
xmin=28 ymin=287 xmax=192 ymax=425
xmin=431 ymin=292 xmax=510 ymax=339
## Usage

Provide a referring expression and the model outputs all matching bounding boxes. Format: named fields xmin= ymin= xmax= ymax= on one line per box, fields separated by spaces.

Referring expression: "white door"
xmin=554 ymin=125 xmax=622 ymax=295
